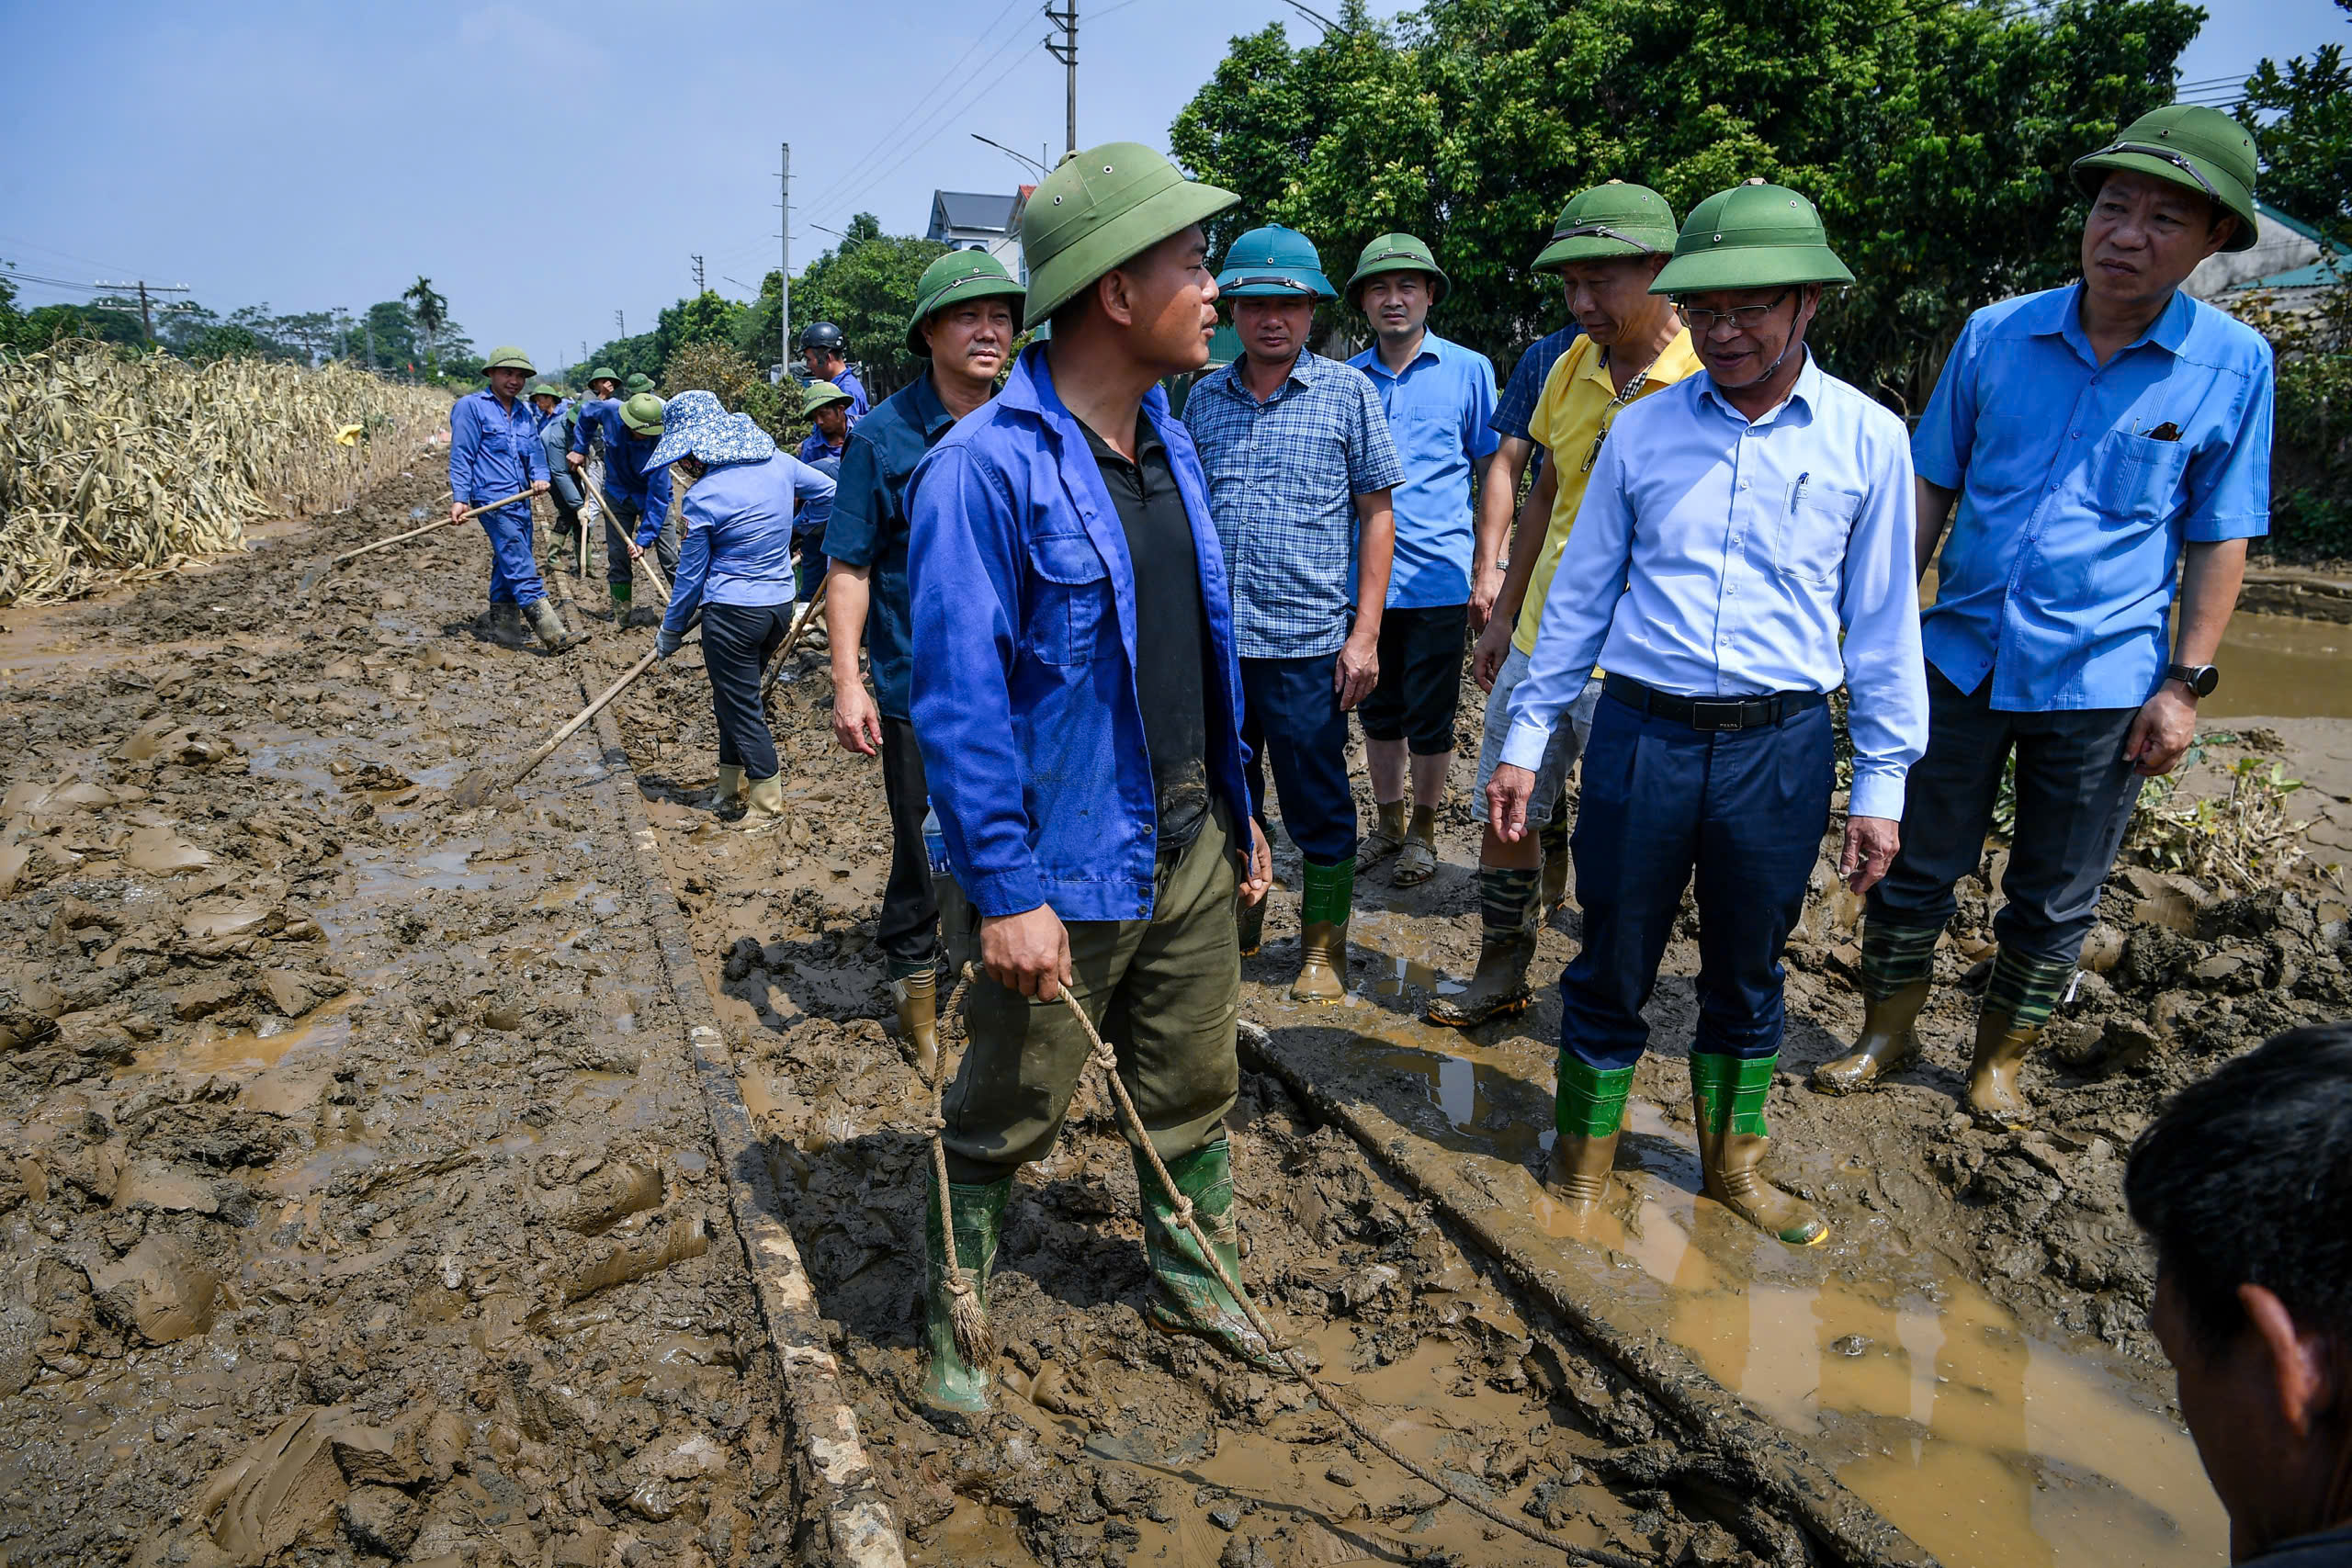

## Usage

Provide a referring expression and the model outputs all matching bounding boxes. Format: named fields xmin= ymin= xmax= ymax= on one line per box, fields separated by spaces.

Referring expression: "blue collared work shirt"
xmin=796 ymin=429 xmax=848 ymax=537
xmin=1503 ymin=355 xmax=1928 ymax=822
xmin=571 ymin=399 xmax=673 ymax=544
xmin=1349 ymin=331 xmax=1499 ymax=608
xmin=825 ymin=372 xmax=955 ymax=721
xmin=906 ymin=344 xmax=1252 ymax=922
xmin=448 ymin=389 xmax=548 ymax=525
xmin=1914 ymin=283 xmax=2273 ymax=712
xmin=831 ymin=367 xmax=870 ymax=422
xmin=662 ymin=453 xmax=837 ymax=638
xmin=1182 ymin=351 xmax=1405 ymax=660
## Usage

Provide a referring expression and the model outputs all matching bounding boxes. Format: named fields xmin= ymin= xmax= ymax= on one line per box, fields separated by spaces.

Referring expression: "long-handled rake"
xmin=447 ymin=614 xmax=700 ymax=808
xmin=299 ymin=487 xmax=532 ymax=596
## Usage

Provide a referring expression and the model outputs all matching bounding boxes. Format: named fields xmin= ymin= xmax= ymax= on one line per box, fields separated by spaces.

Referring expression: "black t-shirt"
xmin=1080 ymin=413 xmax=1212 ymax=854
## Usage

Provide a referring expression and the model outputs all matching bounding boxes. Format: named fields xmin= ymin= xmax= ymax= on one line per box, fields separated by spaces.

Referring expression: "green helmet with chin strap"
xmin=905 ymin=251 xmax=1027 ymax=357
xmin=1019 ymin=142 xmax=1239 ymax=331
xmin=1649 ymin=180 xmax=1854 ymax=296
xmin=619 ymin=392 xmax=665 ymax=435
xmin=2072 ymin=103 xmax=2259 ymax=253
xmin=1345 ymin=233 xmax=1448 ymax=307
xmin=481 ymin=344 xmax=535 ymax=374
xmin=586 ymin=366 xmax=622 ymax=386
xmin=1534 ymin=182 xmax=1679 ymax=271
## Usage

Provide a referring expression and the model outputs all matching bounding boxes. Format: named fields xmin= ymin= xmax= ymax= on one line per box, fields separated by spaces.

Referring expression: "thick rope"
xmin=928 ymin=972 xmax=991 ymax=1366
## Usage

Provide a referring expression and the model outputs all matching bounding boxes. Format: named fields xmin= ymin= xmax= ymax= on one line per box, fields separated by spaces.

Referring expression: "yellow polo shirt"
xmin=1513 ymin=329 xmax=1705 ymax=656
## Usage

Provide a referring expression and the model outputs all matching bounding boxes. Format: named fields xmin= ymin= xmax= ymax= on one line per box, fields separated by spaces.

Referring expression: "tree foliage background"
xmin=1171 ymin=0 xmax=2202 ymax=412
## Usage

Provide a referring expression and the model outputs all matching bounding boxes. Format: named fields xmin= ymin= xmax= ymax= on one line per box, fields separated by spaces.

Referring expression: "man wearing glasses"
xmin=1488 ymin=181 xmax=1927 ymax=1243
xmin=1815 ymin=105 xmax=2273 ymax=1126
xmin=1431 ymin=182 xmax=1701 ymax=1030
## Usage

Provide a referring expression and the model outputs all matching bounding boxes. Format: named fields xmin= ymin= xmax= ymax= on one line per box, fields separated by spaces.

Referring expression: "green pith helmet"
xmin=625 ymin=373 xmax=655 ymax=395
xmin=1019 ymin=142 xmax=1240 ymax=330
xmin=1345 ymin=233 xmax=1447 ymax=306
xmin=1216 ymin=223 xmax=1337 ymax=299
xmin=525 ymin=380 xmax=558 ymax=401
xmin=587 ymin=366 xmax=621 ymax=387
xmin=1535 ymin=181 xmax=1679 ymax=270
xmin=800 ymin=379 xmax=854 ymax=417
xmin=906 ymin=251 xmax=1027 ymax=357
xmin=482 ymin=344 xmax=535 ymax=374
xmin=2072 ymin=104 xmax=2259 ymax=253
xmin=1650 ymin=180 xmax=1855 ymax=296
xmin=619 ymin=392 xmax=665 ymax=434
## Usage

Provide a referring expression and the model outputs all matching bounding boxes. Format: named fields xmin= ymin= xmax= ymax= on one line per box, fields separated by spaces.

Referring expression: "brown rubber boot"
xmin=1690 ymin=1053 xmax=1827 ymax=1246
xmin=739 ymin=774 xmax=788 ymax=835
xmin=893 ymin=969 xmax=940 ymax=1081
xmin=1547 ymin=1061 xmax=1631 ymax=1228
xmin=1288 ymin=860 xmax=1353 ymax=1002
xmin=711 ymin=764 xmax=746 ymax=811
xmin=1810 ymin=979 xmax=1930 ymax=1095
xmin=1426 ymin=927 xmax=1535 ymax=1028
xmin=1359 ymin=800 xmax=1408 ymax=865
xmin=1391 ymin=805 xmax=1439 ymax=886
xmin=1966 ymin=1011 xmax=2041 ymax=1128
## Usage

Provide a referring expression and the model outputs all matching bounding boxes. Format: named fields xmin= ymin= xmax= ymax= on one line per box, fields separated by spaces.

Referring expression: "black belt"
xmin=1603 ymin=675 xmax=1826 ymax=733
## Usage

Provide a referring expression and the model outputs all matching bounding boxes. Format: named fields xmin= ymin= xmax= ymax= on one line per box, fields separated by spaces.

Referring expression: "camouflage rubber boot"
xmin=1690 ymin=1053 xmax=1827 ymax=1247
xmin=1539 ymin=811 xmax=1570 ymax=915
xmin=1427 ymin=865 xmax=1539 ymax=1027
xmin=1548 ymin=1059 xmax=1632 ymax=1223
xmin=1811 ymin=921 xmax=1939 ymax=1095
xmin=1134 ymin=1138 xmax=1282 ymax=1371
xmin=1967 ymin=948 xmax=2075 ymax=1128
xmin=1289 ymin=858 xmax=1353 ymax=1002
xmin=922 ymin=1176 xmax=1011 ymax=1421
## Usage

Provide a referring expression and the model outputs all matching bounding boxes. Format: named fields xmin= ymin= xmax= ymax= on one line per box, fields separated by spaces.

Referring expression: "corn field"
xmin=0 ymin=343 xmax=451 ymax=605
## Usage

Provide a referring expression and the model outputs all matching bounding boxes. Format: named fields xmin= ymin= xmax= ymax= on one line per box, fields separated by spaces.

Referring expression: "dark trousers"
xmin=1560 ymin=689 xmax=1833 ymax=1074
xmin=606 ymin=496 xmax=682 ymax=589
xmin=878 ymin=716 xmax=940 ymax=976
xmin=1239 ymin=654 xmax=1357 ymax=864
xmin=1869 ymin=666 xmax=2143 ymax=964
xmin=794 ymin=531 xmax=826 ymax=603
xmin=700 ymin=601 xmax=791 ymax=779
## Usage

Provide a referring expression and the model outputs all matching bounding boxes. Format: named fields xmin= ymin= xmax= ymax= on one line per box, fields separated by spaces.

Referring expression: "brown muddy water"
xmin=2206 ymin=611 xmax=2351 ymax=720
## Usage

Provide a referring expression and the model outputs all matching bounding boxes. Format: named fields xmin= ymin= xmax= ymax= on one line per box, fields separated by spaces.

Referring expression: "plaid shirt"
xmin=1182 ymin=351 xmax=1404 ymax=658
xmin=1491 ymin=324 xmax=1583 ymax=443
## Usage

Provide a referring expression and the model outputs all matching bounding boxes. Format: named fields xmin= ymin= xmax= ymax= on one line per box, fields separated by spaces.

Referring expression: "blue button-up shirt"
xmin=662 ymin=454 xmax=837 ymax=638
xmin=448 ymin=389 xmax=548 ymax=524
xmin=907 ymin=344 xmax=1252 ymax=921
xmin=571 ymin=399 xmax=673 ymax=543
xmin=831 ymin=367 xmax=870 ymax=422
xmin=1503 ymin=355 xmax=1928 ymax=821
xmin=1491 ymin=325 xmax=1582 ymax=444
xmin=825 ymin=372 xmax=956 ymax=720
xmin=1914 ymin=283 xmax=2273 ymax=712
xmin=1349 ymin=331 xmax=1499 ymax=607
xmin=796 ymin=429 xmax=848 ymax=537
xmin=1182 ymin=351 xmax=1405 ymax=659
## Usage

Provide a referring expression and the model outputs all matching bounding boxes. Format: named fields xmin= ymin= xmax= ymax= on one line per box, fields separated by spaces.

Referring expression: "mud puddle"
xmin=2205 ymin=610 xmax=2352 ymax=719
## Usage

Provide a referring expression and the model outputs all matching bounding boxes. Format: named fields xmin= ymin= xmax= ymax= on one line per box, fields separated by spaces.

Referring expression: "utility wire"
xmin=807 ymin=42 xmax=1046 ymax=234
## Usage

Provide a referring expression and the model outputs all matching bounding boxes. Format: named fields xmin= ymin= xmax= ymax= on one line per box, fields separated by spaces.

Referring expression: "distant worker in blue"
xmin=448 ymin=346 xmax=581 ymax=652
xmin=645 ymin=390 xmax=836 ymax=831
xmin=824 ymin=249 xmax=1027 ymax=1079
xmin=527 ymin=380 xmax=589 ymax=581
xmin=569 ymin=390 xmax=674 ymax=625
xmin=798 ymin=321 xmax=868 ymax=421
xmin=794 ymin=380 xmax=854 ymax=602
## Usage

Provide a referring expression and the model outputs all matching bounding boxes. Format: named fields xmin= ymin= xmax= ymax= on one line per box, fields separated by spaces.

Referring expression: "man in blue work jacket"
xmin=793 ymin=380 xmax=853 ymax=602
xmin=1815 ymin=106 xmax=2274 ymax=1128
xmin=906 ymin=143 xmax=1276 ymax=1421
xmin=528 ymin=381 xmax=588 ymax=581
xmin=448 ymin=346 xmax=580 ymax=651
xmin=797 ymin=321 xmax=868 ymax=421
xmin=568 ymin=391 xmax=674 ymax=626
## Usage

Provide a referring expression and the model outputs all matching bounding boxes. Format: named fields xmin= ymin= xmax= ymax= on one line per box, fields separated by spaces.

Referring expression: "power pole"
xmin=616 ymin=309 xmax=626 ymax=339
xmin=692 ymin=254 xmax=706 ymax=292
xmin=1043 ymin=2 xmax=1078 ymax=155
xmin=779 ymin=141 xmax=791 ymax=380
xmin=96 ymin=279 xmax=190 ymax=344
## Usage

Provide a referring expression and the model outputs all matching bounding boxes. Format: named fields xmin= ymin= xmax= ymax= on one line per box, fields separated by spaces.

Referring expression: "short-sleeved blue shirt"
xmin=1914 ymin=283 xmax=2273 ymax=712
xmin=1349 ymin=331 xmax=1500 ymax=608
xmin=822 ymin=372 xmax=953 ymax=719
xmin=1490 ymin=325 xmax=1582 ymax=443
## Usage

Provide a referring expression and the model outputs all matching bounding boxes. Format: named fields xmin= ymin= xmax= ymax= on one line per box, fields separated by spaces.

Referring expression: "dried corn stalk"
xmin=0 ymin=343 xmax=452 ymax=605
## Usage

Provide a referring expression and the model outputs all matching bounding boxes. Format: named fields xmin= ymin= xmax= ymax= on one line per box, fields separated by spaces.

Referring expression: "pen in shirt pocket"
xmin=1789 ymin=471 xmax=1809 ymax=514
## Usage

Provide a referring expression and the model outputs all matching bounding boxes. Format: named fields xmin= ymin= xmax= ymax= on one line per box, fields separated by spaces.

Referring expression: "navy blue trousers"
xmin=701 ymin=601 xmax=792 ymax=780
xmin=1560 ymin=690 xmax=1833 ymax=1073
xmin=478 ymin=503 xmax=545 ymax=606
xmin=1239 ymin=654 xmax=1357 ymax=865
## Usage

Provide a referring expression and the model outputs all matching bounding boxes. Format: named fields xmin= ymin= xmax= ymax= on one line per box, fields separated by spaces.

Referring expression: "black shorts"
xmin=1358 ymin=603 xmax=1467 ymax=753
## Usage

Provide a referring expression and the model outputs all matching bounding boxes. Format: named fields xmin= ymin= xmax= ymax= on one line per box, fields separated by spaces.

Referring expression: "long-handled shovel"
xmin=758 ymin=581 xmax=829 ymax=702
xmin=576 ymin=468 xmax=675 ymax=618
xmin=447 ymin=615 xmax=700 ymax=809
xmin=300 ymin=488 xmax=533 ymax=595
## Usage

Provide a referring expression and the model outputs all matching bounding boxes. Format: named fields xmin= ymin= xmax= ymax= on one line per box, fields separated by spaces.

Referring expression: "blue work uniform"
xmin=571 ymin=399 xmax=676 ymax=585
xmin=448 ymin=388 xmax=550 ymax=606
xmin=831 ymin=367 xmax=870 ymax=422
xmin=794 ymin=429 xmax=848 ymax=601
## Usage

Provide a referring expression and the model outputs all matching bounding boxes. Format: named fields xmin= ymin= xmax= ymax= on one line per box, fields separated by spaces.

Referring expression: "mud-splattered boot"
xmin=1236 ymin=888 xmax=1265 ymax=958
xmin=1392 ymin=804 xmax=1440 ymax=886
xmin=1134 ymin=1138 xmax=1282 ymax=1371
xmin=1427 ymin=865 xmax=1540 ymax=1028
xmin=1967 ymin=948 xmax=2074 ymax=1128
xmin=478 ymin=602 xmax=529 ymax=647
xmin=922 ymin=1175 xmax=1011 ymax=1422
xmin=1810 ymin=921 xmax=1940 ymax=1095
xmin=1539 ymin=811 xmax=1571 ymax=916
xmin=1359 ymin=800 xmax=1408 ymax=867
xmin=1547 ymin=1059 xmax=1632 ymax=1227
xmin=893 ymin=967 xmax=940 ymax=1081
xmin=525 ymin=598 xmax=587 ymax=652
xmin=1690 ymin=1053 xmax=1827 ymax=1247
xmin=607 ymin=581 xmax=632 ymax=623
xmin=739 ymin=774 xmax=788 ymax=835
xmin=1289 ymin=858 xmax=1353 ymax=1002
xmin=709 ymin=764 xmax=746 ymax=812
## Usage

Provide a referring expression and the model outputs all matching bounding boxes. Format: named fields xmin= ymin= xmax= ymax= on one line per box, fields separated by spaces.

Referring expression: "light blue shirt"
xmin=1914 ymin=283 xmax=2272 ymax=712
xmin=662 ymin=454 xmax=837 ymax=638
xmin=1349 ymin=331 xmax=1498 ymax=607
xmin=1502 ymin=355 xmax=1928 ymax=822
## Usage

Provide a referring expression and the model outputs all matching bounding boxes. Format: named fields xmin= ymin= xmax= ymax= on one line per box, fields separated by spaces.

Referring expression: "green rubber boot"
xmin=1134 ymin=1138 xmax=1282 ymax=1370
xmin=1290 ymin=857 xmax=1353 ymax=1002
xmin=1690 ymin=1053 xmax=1827 ymax=1247
xmin=609 ymin=581 xmax=632 ymax=622
xmin=922 ymin=1176 xmax=1011 ymax=1421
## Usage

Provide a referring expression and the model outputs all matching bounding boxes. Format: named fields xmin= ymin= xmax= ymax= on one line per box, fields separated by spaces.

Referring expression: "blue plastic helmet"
xmin=1215 ymin=223 xmax=1337 ymax=299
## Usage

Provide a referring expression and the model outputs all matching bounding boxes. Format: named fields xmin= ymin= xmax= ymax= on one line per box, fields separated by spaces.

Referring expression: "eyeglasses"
xmin=2088 ymin=141 xmax=2222 ymax=204
xmin=1673 ymin=288 xmax=1793 ymax=334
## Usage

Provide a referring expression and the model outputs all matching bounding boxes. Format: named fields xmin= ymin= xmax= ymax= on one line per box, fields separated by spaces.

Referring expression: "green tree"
xmin=361 ymin=300 xmax=423 ymax=373
xmin=739 ymin=214 xmax=948 ymax=397
xmin=1172 ymin=0 xmax=2200 ymax=411
xmin=402 ymin=275 xmax=450 ymax=367
xmin=2236 ymin=0 xmax=2351 ymax=243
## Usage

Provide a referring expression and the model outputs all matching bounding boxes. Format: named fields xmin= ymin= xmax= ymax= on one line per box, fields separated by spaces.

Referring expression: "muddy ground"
xmin=5 ymin=466 xmax=2346 ymax=1567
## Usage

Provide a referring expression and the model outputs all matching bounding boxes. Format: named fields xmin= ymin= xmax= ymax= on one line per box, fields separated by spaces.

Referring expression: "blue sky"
xmin=2 ymin=0 xmax=2342 ymax=373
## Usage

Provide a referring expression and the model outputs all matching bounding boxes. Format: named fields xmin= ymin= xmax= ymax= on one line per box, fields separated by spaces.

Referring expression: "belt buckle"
xmin=1691 ymin=700 xmax=1746 ymax=733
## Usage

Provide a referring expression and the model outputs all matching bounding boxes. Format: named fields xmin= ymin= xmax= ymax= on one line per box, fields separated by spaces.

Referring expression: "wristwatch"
xmin=2165 ymin=662 xmax=2221 ymax=698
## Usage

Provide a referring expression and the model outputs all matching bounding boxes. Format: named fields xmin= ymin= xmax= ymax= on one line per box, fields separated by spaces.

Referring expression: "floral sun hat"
xmin=647 ymin=389 xmax=778 ymax=469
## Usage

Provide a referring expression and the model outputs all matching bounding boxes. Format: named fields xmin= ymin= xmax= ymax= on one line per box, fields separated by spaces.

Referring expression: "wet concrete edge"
xmin=582 ymin=693 xmax=909 ymax=1568
xmin=1238 ymin=1021 xmax=1943 ymax=1568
